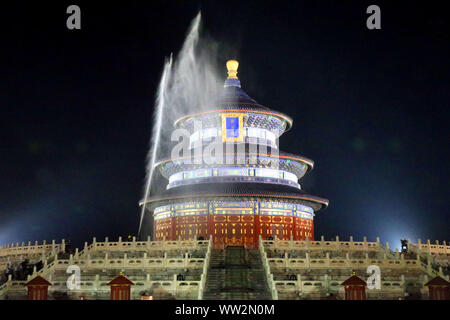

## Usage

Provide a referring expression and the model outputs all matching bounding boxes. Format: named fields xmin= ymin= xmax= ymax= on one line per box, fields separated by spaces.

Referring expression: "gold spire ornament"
xmin=226 ymin=60 xmax=239 ymax=79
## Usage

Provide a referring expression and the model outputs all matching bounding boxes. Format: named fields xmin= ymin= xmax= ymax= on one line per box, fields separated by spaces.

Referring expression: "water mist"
xmin=138 ymin=13 xmax=223 ymax=237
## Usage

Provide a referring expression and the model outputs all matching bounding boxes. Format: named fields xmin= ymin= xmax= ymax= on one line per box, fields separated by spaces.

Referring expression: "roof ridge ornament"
xmin=224 ymin=59 xmax=241 ymax=88
xmin=226 ymin=60 xmax=239 ymax=79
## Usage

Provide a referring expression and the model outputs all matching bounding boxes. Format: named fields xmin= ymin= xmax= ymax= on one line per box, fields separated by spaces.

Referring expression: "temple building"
xmin=139 ymin=60 xmax=329 ymax=249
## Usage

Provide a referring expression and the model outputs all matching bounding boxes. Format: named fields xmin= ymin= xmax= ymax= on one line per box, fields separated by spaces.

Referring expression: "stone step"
xmin=203 ymin=247 xmax=272 ymax=300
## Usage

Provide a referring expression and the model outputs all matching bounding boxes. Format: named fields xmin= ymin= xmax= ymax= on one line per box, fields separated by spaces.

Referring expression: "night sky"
xmin=2 ymin=1 xmax=449 ymax=249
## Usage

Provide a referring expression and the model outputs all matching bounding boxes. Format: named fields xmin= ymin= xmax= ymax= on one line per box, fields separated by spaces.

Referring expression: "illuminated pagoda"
xmin=140 ymin=60 xmax=329 ymax=249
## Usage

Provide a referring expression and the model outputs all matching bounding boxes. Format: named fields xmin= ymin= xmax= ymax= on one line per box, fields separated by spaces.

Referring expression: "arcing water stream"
xmin=138 ymin=13 xmax=223 ymax=236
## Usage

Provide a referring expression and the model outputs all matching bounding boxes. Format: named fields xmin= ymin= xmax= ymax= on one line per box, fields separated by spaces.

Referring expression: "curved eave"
xmin=173 ymin=108 xmax=293 ymax=131
xmin=139 ymin=193 xmax=329 ymax=211
xmin=155 ymin=152 xmax=315 ymax=172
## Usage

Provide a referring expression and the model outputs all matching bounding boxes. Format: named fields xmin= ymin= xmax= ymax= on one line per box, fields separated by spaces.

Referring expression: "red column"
xmin=292 ymin=216 xmax=298 ymax=240
xmin=207 ymin=214 xmax=215 ymax=247
xmin=170 ymin=216 xmax=176 ymax=240
xmin=254 ymin=214 xmax=261 ymax=248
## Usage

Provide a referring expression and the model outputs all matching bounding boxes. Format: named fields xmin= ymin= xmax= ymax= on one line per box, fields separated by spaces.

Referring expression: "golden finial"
xmin=226 ymin=60 xmax=239 ymax=79
xmin=352 ymin=271 xmax=356 ymax=276
xmin=120 ymin=272 xmax=123 ymax=276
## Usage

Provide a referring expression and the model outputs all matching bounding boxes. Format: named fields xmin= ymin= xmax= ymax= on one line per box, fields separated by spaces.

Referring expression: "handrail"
xmin=198 ymin=236 xmax=213 ymax=300
xmin=261 ymin=238 xmax=382 ymax=251
xmin=259 ymin=236 xmax=278 ymax=300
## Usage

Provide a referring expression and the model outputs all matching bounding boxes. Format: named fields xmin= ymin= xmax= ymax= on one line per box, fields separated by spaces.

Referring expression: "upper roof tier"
xmin=174 ymin=60 xmax=293 ymax=135
xmin=222 ymin=60 xmax=266 ymax=107
xmin=156 ymin=148 xmax=314 ymax=180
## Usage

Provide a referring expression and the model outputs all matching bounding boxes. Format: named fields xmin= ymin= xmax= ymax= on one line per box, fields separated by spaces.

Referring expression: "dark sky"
xmin=2 ymin=1 xmax=449 ymax=249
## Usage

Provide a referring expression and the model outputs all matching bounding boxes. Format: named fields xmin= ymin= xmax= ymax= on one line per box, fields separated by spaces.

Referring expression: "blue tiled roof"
xmin=218 ymin=79 xmax=269 ymax=110
xmin=143 ymin=182 xmax=329 ymax=211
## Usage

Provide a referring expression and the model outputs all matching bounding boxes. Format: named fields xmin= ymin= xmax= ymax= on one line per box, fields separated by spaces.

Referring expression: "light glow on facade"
xmin=167 ymin=167 xmax=300 ymax=189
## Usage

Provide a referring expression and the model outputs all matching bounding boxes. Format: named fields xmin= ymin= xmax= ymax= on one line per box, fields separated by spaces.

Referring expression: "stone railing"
xmin=262 ymin=236 xmax=382 ymax=252
xmin=3 ymin=280 xmax=27 ymax=295
xmin=0 ymin=260 xmax=58 ymax=299
xmin=198 ymin=235 xmax=213 ymax=299
xmin=0 ymin=240 xmax=65 ymax=258
xmin=0 ymin=254 xmax=62 ymax=296
xmin=51 ymin=253 xmax=206 ymax=270
xmin=0 ymin=279 xmax=10 ymax=299
xmin=55 ymin=274 xmax=200 ymax=295
xmin=76 ymin=237 xmax=209 ymax=258
xmin=273 ymin=274 xmax=406 ymax=297
xmin=408 ymin=240 xmax=449 ymax=278
xmin=267 ymin=253 xmax=422 ymax=271
xmin=420 ymin=259 xmax=448 ymax=279
xmin=0 ymin=238 xmax=212 ymax=299
xmin=409 ymin=240 xmax=449 ymax=255
xmin=266 ymin=250 xmax=450 ymax=283
xmin=259 ymin=236 xmax=278 ymax=300
xmin=406 ymin=245 xmax=449 ymax=279
xmin=5 ymin=275 xmax=202 ymax=298
xmin=4 ymin=253 xmax=206 ymax=299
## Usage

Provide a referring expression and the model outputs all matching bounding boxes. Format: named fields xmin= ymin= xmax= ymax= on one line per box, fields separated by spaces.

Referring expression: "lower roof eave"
xmin=139 ymin=193 xmax=329 ymax=212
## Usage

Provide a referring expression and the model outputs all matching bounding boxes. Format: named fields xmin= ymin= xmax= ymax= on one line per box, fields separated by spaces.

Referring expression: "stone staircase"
xmin=203 ymin=246 xmax=272 ymax=300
